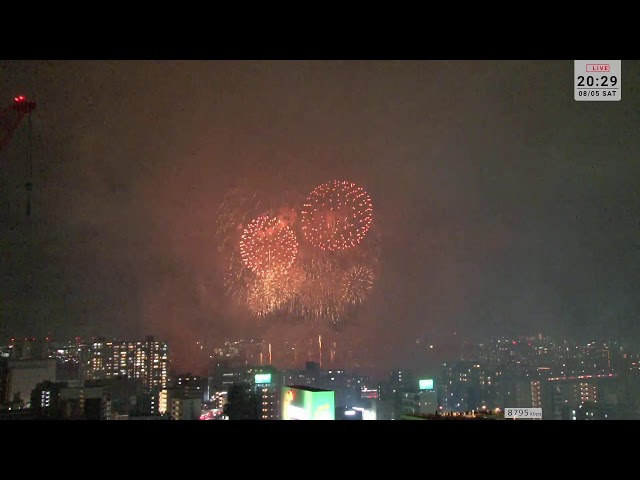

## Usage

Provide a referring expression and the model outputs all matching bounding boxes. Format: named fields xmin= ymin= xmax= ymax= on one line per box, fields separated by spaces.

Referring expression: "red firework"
xmin=301 ymin=180 xmax=373 ymax=251
xmin=239 ymin=215 xmax=298 ymax=276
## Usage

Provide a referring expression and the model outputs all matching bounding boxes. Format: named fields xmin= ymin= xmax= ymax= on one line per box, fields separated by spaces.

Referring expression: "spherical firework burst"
xmin=240 ymin=215 xmax=298 ymax=276
xmin=301 ymin=180 xmax=373 ymax=252
xmin=341 ymin=265 xmax=374 ymax=305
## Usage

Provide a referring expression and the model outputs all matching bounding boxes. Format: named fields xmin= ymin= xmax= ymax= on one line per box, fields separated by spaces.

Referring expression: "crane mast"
xmin=0 ymin=96 xmax=36 ymax=153
xmin=1 ymin=95 xmax=37 ymax=218
xmin=1 ymin=96 xmax=37 ymax=338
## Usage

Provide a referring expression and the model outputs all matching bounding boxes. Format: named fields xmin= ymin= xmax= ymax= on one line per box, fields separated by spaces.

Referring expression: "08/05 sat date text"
xmin=577 ymin=90 xmax=618 ymax=97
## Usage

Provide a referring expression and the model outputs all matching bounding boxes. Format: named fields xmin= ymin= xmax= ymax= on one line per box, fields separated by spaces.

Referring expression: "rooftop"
xmin=286 ymin=385 xmax=332 ymax=393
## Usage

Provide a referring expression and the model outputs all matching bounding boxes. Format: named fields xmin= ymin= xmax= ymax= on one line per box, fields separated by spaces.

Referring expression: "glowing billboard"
xmin=255 ymin=373 xmax=272 ymax=384
xmin=282 ymin=386 xmax=335 ymax=420
xmin=419 ymin=379 xmax=434 ymax=390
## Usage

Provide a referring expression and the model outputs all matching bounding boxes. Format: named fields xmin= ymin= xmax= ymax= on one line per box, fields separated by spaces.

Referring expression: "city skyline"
xmin=3 ymin=331 xmax=637 ymax=381
xmin=3 ymin=331 xmax=638 ymax=420
xmin=1 ymin=60 xmax=639 ymax=377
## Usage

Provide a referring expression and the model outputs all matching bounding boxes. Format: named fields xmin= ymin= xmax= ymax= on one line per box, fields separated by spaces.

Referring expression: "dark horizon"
xmin=1 ymin=60 xmax=639 ymax=376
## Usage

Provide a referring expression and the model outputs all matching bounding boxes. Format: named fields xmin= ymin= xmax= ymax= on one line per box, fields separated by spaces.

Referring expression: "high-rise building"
xmin=254 ymin=368 xmax=280 ymax=420
xmin=86 ymin=336 xmax=168 ymax=392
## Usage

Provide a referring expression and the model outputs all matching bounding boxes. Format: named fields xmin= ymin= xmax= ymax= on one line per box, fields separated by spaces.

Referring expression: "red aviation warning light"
xmin=0 ymin=95 xmax=36 ymax=152
xmin=13 ymin=95 xmax=36 ymax=113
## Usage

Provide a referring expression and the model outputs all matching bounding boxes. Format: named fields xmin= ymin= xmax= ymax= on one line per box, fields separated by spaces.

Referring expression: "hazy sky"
xmin=1 ymin=60 xmax=638 ymax=374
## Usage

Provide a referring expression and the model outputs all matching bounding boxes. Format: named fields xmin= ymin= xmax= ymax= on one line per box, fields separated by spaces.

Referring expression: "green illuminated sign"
xmin=282 ymin=387 xmax=335 ymax=420
xmin=419 ymin=379 xmax=434 ymax=390
xmin=255 ymin=373 xmax=272 ymax=384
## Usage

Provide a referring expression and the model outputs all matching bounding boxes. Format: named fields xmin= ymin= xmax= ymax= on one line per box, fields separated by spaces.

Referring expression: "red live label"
xmin=586 ymin=64 xmax=610 ymax=72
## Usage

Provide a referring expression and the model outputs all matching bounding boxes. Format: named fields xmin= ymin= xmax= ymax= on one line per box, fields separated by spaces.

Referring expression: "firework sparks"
xmin=240 ymin=215 xmax=298 ymax=276
xmin=217 ymin=181 xmax=379 ymax=329
xmin=216 ymin=185 xmax=302 ymax=252
xmin=301 ymin=180 xmax=373 ymax=252
xmin=216 ymin=188 xmax=265 ymax=254
xmin=292 ymin=254 xmax=345 ymax=321
xmin=247 ymin=267 xmax=304 ymax=317
xmin=341 ymin=265 xmax=375 ymax=305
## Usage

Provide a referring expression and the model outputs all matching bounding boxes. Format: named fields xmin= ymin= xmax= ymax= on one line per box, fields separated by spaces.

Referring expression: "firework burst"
xmin=217 ymin=179 xmax=379 ymax=330
xmin=341 ymin=264 xmax=375 ymax=305
xmin=301 ymin=180 xmax=373 ymax=252
xmin=240 ymin=215 xmax=298 ymax=276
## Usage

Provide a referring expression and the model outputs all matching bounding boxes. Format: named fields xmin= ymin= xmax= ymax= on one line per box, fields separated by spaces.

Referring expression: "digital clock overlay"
xmin=574 ymin=60 xmax=621 ymax=101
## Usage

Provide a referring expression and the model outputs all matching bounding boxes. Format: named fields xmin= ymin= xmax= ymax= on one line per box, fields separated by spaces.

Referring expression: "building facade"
xmin=86 ymin=336 xmax=168 ymax=392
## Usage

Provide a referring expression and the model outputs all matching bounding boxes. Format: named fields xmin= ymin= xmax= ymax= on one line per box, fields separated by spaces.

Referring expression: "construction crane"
xmin=1 ymin=96 xmax=38 ymax=339
xmin=0 ymin=95 xmax=37 ymax=218
xmin=0 ymin=95 xmax=36 ymax=152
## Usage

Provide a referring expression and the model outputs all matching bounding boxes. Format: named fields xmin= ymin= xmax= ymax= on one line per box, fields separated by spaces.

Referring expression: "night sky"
xmin=1 ymin=60 xmax=639 ymax=375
